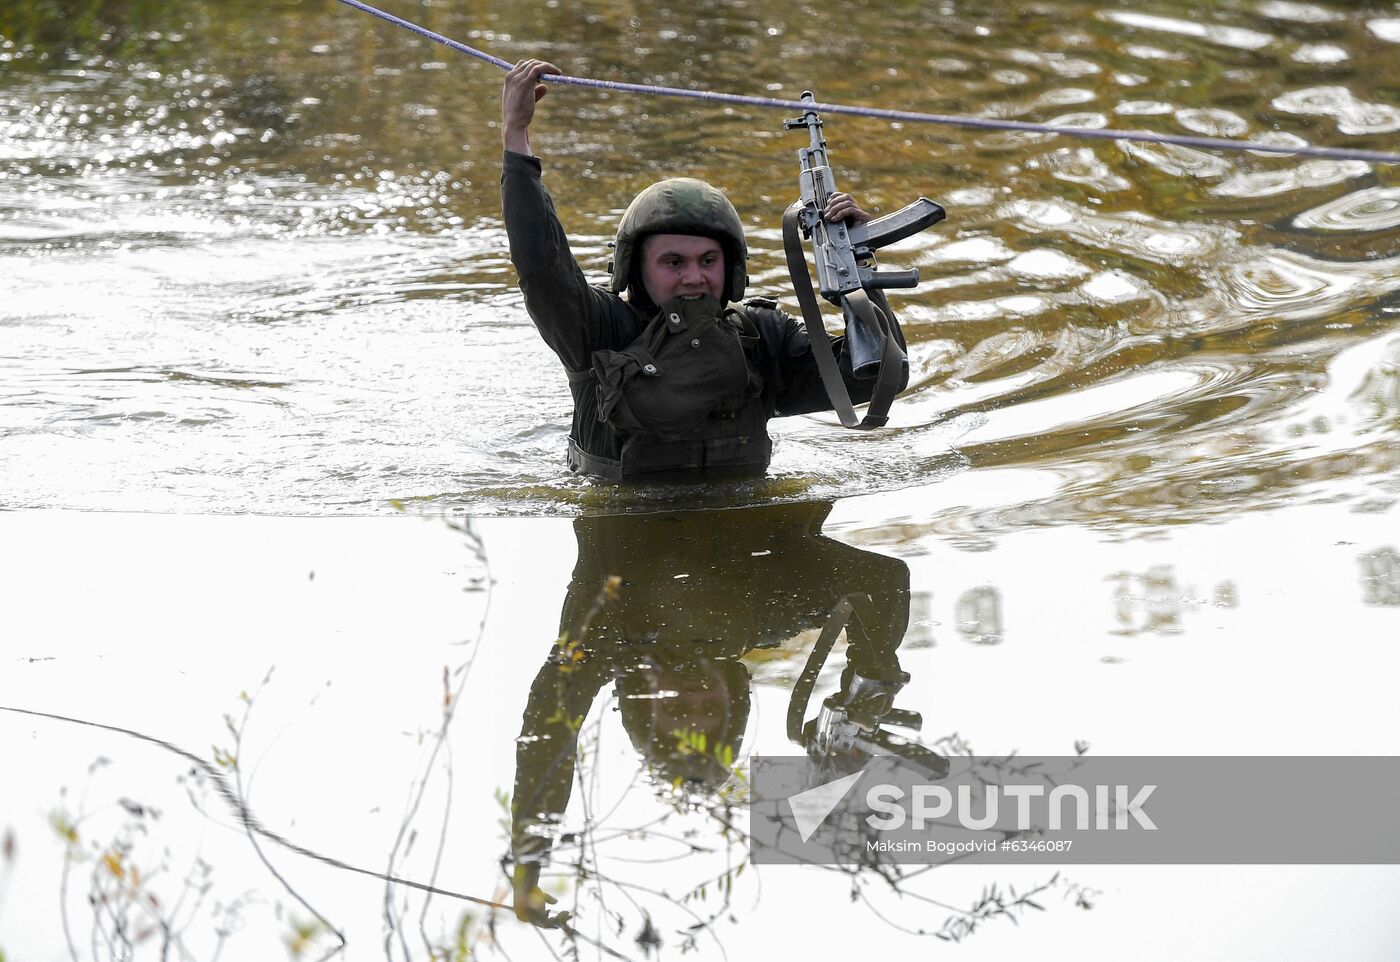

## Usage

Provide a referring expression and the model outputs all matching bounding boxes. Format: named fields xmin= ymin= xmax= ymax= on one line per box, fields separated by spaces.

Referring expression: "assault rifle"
xmin=783 ymin=91 xmax=946 ymax=428
xmin=786 ymin=595 xmax=950 ymax=785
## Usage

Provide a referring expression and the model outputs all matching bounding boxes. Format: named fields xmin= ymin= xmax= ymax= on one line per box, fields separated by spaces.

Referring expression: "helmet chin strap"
xmin=625 ymin=280 xmax=658 ymax=318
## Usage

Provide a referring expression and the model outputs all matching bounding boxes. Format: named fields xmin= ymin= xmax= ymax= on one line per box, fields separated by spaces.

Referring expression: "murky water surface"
xmin=3 ymin=0 xmax=1398 ymax=516
xmin=3 ymin=0 xmax=1400 ymax=959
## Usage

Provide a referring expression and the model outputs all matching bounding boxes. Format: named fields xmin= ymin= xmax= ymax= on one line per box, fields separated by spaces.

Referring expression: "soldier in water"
xmin=501 ymin=59 xmax=909 ymax=481
xmin=508 ymin=501 xmax=917 ymax=925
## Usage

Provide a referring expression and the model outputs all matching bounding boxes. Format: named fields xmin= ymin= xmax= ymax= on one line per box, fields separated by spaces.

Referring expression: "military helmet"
xmin=610 ymin=178 xmax=747 ymax=303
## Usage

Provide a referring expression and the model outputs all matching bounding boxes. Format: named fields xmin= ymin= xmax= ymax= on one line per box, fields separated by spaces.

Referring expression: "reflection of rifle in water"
xmin=783 ymin=91 xmax=946 ymax=429
xmin=786 ymin=595 xmax=949 ymax=783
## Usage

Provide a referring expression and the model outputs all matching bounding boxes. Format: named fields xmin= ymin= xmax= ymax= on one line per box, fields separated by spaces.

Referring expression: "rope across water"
xmin=335 ymin=0 xmax=1400 ymax=166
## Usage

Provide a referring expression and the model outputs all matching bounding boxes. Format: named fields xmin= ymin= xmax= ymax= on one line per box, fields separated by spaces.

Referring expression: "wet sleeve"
xmin=839 ymin=550 xmax=911 ymax=684
xmin=770 ymin=288 xmax=910 ymax=417
xmin=501 ymin=150 xmax=614 ymax=373
xmin=788 ymin=527 xmax=911 ymax=681
xmin=510 ymin=651 xmax=609 ymax=864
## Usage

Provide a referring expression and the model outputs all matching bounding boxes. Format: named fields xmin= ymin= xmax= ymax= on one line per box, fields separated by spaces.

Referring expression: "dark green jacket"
xmin=510 ymin=501 xmax=911 ymax=863
xmin=501 ymin=151 xmax=907 ymax=479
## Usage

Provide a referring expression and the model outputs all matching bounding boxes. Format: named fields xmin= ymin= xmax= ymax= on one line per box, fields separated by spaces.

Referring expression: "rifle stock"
xmin=841 ymin=297 xmax=888 ymax=380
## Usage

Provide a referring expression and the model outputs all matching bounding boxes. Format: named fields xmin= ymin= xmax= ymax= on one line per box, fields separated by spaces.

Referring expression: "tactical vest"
xmin=566 ymin=294 xmax=772 ymax=481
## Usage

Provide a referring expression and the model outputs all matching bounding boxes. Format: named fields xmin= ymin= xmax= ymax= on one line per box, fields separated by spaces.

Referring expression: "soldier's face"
xmin=638 ymin=234 xmax=725 ymax=305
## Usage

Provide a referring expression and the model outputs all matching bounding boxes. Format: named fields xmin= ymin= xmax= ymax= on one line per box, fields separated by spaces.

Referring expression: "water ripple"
xmin=1218 ymin=250 xmax=1364 ymax=321
xmin=1368 ymin=19 xmax=1400 ymax=42
xmin=1101 ymin=11 xmax=1275 ymax=50
xmin=1350 ymin=336 xmax=1400 ymax=430
xmin=1117 ymin=141 xmax=1234 ymax=179
xmin=1211 ymin=159 xmax=1370 ymax=198
xmin=1005 ymin=197 xmax=1231 ymax=266
xmin=1257 ymin=2 xmax=1345 ymax=24
xmin=1291 ymin=44 xmax=1350 ymax=65
xmin=1036 ymin=146 xmax=1133 ymax=192
xmin=1292 ymin=187 xmax=1400 ymax=233
xmin=4 ymin=0 xmax=1400 ymax=520
xmin=1176 ymin=108 xmax=1252 ymax=138
xmin=1271 ymin=86 xmax=1400 ymax=135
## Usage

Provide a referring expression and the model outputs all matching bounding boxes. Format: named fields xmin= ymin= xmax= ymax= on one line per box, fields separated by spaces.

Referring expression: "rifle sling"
xmin=785 ymin=594 xmax=861 ymax=743
xmin=781 ymin=202 xmax=900 ymax=430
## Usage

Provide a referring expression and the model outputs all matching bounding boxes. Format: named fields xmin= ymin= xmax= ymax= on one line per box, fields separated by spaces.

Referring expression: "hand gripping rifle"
xmin=786 ymin=596 xmax=949 ymax=785
xmin=783 ymin=91 xmax=946 ymax=428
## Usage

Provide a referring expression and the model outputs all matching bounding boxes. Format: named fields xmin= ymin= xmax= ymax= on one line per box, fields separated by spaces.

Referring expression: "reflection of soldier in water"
xmin=509 ymin=501 xmax=910 ymax=925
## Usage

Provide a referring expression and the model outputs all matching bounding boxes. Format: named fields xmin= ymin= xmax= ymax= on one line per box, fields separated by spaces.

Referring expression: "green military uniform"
xmin=509 ymin=501 xmax=911 ymax=870
xmin=501 ymin=151 xmax=908 ymax=480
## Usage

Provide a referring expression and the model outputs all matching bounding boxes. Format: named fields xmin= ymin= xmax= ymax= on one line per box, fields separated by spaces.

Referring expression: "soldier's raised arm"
xmin=500 ymin=59 xmax=622 ymax=373
xmin=501 ymin=58 xmax=557 ymax=157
